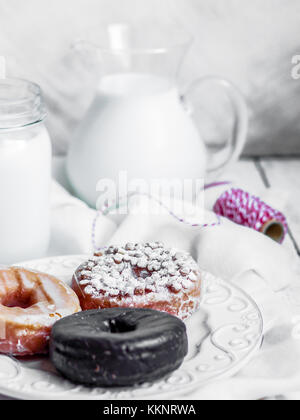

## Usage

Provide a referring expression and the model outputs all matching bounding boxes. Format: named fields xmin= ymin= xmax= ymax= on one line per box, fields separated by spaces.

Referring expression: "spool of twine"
xmin=213 ymin=188 xmax=288 ymax=244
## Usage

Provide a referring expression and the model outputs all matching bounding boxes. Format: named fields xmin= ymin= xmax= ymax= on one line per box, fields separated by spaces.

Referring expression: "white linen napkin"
xmin=182 ymin=270 xmax=300 ymax=400
xmin=194 ymin=219 xmax=297 ymax=292
xmin=49 ymin=181 xmax=117 ymax=255
xmin=50 ymin=180 xmax=297 ymax=293
xmin=43 ymin=180 xmax=300 ymax=400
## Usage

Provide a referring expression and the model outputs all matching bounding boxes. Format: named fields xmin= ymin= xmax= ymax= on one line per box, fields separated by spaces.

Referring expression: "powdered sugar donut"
xmin=72 ymin=243 xmax=202 ymax=320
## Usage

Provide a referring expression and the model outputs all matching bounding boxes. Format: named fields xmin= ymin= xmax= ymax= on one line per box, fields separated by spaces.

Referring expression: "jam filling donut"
xmin=50 ymin=308 xmax=188 ymax=387
xmin=72 ymin=242 xmax=202 ymax=320
xmin=0 ymin=267 xmax=81 ymax=356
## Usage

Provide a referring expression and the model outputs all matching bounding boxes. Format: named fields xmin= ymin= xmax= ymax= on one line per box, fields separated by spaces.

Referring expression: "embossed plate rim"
xmin=0 ymin=255 xmax=263 ymax=400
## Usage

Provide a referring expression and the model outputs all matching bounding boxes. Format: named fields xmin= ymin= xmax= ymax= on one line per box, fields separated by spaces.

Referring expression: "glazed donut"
xmin=72 ymin=242 xmax=202 ymax=320
xmin=50 ymin=308 xmax=188 ymax=387
xmin=0 ymin=267 xmax=81 ymax=356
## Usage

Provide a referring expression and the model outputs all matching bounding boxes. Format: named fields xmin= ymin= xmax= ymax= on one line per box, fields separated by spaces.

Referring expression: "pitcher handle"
xmin=183 ymin=77 xmax=248 ymax=173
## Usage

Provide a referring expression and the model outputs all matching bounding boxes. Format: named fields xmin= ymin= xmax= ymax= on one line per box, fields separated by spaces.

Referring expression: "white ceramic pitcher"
xmin=67 ymin=24 xmax=248 ymax=208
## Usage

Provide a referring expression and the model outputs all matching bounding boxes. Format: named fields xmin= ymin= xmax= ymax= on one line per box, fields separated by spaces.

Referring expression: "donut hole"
xmin=105 ymin=318 xmax=136 ymax=334
xmin=1 ymin=290 xmax=38 ymax=309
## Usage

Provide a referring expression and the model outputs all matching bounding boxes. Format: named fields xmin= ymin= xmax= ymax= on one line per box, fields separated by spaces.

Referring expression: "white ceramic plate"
xmin=0 ymin=255 xmax=263 ymax=400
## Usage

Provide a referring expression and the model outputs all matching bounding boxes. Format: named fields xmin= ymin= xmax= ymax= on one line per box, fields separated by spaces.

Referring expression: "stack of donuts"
xmin=0 ymin=242 xmax=203 ymax=387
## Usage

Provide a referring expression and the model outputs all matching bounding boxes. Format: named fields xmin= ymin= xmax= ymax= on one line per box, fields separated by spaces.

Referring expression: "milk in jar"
xmin=0 ymin=79 xmax=51 ymax=264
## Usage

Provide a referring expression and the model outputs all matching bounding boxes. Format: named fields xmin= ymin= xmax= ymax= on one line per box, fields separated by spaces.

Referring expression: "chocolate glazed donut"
xmin=50 ymin=308 xmax=188 ymax=387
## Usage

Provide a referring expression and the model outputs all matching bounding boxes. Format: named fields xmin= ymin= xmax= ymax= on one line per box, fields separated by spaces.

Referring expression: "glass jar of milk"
xmin=0 ymin=78 xmax=51 ymax=264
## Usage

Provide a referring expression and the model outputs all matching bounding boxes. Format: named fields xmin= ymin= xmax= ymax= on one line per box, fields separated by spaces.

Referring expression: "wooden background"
xmin=0 ymin=0 xmax=299 ymax=156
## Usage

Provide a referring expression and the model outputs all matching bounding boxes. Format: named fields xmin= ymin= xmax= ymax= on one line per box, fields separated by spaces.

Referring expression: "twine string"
xmin=91 ymin=182 xmax=288 ymax=251
xmin=92 ymin=191 xmax=222 ymax=252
